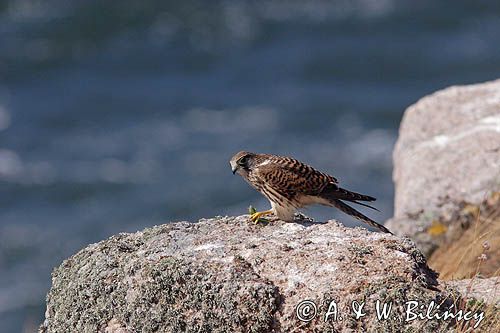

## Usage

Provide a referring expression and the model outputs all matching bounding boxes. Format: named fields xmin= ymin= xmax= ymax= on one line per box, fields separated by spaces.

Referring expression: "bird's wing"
xmin=254 ymin=157 xmax=336 ymax=197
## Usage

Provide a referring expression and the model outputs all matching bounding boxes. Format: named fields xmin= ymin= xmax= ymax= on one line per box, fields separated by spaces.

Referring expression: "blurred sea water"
xmin=1 ymin=0 xmax=500 ymax=331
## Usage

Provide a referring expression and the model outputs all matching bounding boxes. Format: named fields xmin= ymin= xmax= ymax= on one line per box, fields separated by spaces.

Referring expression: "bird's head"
xmin=230 ymin=151 xmax=256 ymax=176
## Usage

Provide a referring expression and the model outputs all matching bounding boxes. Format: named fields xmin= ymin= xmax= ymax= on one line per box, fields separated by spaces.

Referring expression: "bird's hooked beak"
xmin=230 ymin=161 xmax=238 ymax=174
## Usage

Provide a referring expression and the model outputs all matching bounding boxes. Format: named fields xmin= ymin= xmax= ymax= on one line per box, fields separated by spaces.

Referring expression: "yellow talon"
xmin=250 ymin=210 xmax=273 ymax=223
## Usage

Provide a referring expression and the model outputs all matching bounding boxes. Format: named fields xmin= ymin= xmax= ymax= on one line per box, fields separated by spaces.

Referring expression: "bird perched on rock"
xmin=230 ymin=151 xmax=392 ymax=234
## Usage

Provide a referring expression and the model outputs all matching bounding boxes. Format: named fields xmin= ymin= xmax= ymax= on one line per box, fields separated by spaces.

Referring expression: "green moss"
xmin=41 ymin=233 xmax=281 ymax=333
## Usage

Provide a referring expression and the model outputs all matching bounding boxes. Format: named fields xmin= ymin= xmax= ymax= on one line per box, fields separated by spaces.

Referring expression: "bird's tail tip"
xmin=331 ymin=199 xmax=393 ymax=234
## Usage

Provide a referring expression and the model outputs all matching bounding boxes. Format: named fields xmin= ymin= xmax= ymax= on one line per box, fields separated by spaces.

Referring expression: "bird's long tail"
xmin=317 ymin=183 xmax=392 ymax=234
xmin=329 ymin=199 xmax=393 ymax=234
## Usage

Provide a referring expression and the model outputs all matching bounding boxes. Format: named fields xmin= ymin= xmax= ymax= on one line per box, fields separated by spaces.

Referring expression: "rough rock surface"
xmin=386 ymin=79 xmax=500 ymax=254
xmin=39 ymin=216 xmax=466 ymax=333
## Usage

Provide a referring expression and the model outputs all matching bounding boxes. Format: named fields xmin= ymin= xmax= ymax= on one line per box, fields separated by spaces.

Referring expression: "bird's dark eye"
xmin=237 ymin=156 xmax=249 ymax=166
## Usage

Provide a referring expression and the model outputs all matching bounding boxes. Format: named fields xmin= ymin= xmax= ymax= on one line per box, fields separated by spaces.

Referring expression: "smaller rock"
xmin=443 ymin=278 xmax=499 ymax=306
xmin=387 ymin=79 xmax=500 ymax=253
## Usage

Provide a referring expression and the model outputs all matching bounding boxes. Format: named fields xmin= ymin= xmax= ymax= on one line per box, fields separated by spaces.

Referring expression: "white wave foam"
xmin=0 ymin=149 xmax=23 ymax=179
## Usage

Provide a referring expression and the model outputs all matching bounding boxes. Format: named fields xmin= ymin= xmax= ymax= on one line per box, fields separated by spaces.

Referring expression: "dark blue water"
xmin=1 ymin=1 xmax=500 ymax=331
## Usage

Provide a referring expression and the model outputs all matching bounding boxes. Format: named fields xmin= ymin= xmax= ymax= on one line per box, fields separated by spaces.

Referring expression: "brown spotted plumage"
xmin=230 ymin=151 xmax=392 ymax=234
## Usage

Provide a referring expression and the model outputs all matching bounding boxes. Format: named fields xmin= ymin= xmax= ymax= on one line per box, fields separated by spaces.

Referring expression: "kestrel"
xmin=230 ymin=151 xmax=392 ymax=234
